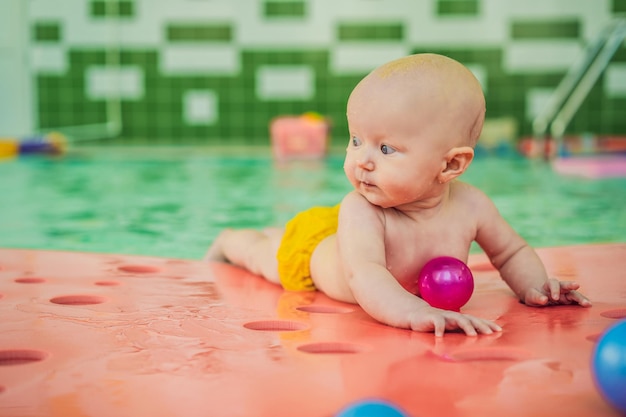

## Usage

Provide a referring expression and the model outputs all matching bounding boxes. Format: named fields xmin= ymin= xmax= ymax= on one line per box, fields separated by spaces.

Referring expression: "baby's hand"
xmin=522 ymin=278 xmax=592 ymax=307
xmin=408 ymin=306 xmax=502 ymax=337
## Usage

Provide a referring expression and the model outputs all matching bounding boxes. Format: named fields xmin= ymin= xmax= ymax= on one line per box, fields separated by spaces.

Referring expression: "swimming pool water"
xmin=0 ymin=147 xmax=624 ymax=259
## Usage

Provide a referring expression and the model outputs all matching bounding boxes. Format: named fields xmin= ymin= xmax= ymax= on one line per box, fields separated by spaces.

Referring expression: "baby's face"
xmin=343 ymin=84 xmax=450 ymax=209
xmin=342 ymin=54 xmax=484 ymax=209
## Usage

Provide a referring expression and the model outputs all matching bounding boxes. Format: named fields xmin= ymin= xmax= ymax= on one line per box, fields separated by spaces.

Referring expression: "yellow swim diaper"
xmin=277 ymin=204 xmax=340 ymax=291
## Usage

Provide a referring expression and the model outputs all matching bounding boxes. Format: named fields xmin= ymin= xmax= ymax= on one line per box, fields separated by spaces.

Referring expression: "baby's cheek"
xmin=343 ymin=162 xmax=355 ymax=181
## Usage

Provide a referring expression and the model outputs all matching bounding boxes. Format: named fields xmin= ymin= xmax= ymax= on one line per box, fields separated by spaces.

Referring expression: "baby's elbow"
xmin=489 ymin=241 xmax=530 ymax=270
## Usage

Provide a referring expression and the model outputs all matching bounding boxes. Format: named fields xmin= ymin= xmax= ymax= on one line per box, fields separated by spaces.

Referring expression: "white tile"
xmin=504 ymin=41 xmax=582 ymax=73
xmin=236 ymin=1 xmax=332 ymax=47
xmin=406 ymin=16 xmax=507 ymax=46
xmin=64 ymin=20 xmax=114 ymax=46
xmin=29 ymin=0 xmax=84 ymax=19
xmin=256 ymin=65 xmax=315 ymax=100
xmin=86 ymin=66 xmax=144 ymax=100
xmin=138 ymin=0 xmax=236 ymax=21
xmin=31 ymin=45 xmax=68 ymax=74
xmin=161 ymin=45 xmax=240 ymax=75
xmin=330 ymin=44 xmax=410 ymax=74
xmin=0 ymin=0 xmax=23 ymax=49
xmin=604 ymin=63 xmax=626 ymax=97
xmin=526 ymin=87 xmax=555 ymax=121
xmin=317 ymin=0 xmax=427 ymax=20
xmin=184 ymin=90 xmax=218 ymax=125
xmin=495 ymin=0 xmax=609 ymax=19
xmin=115 ymin=18 xmax=162 ymax=48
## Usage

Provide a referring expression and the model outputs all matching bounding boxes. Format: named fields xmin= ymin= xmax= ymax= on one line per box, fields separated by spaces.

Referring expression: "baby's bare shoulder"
xmin=451 ymin=181 xmax=496 ymax=209
xmin=341 ymin=191 xmax=382 ymax=215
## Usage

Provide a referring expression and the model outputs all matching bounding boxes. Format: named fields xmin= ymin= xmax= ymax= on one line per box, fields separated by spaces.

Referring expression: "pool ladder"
xmin=532 ymin=18 xmax=626 ymax=143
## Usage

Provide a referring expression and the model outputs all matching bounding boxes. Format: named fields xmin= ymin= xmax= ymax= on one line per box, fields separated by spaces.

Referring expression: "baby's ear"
xmin=438 ymin=146 xmax=474 ymax=183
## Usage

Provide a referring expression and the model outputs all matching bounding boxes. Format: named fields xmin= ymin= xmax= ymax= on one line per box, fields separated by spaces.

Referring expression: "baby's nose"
xmin=357 ymin=158 xmax=374 ymax=170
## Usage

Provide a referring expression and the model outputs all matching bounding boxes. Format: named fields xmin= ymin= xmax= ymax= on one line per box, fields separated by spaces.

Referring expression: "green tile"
xmin=33 ymin=22 xmax=61 ymax=42
xmin=337 ymin=23 xmax=404 ymax=41
xmin=612 ymin=47 xmax=626 ymax=63
xmin=167 ymin=24 xmax=233 ymax=42
xmin=37 ymin=74 xmax=107 ymax=129
xmin=437 ymin=0 xmax=479 ymax=17
xmin=264 ymin=1 xmax=306 ymax=18
xmin=511 ymin=19 xmax=580 ymax=40
xmin=118 ymin=1 xmax=134 ymax=17
xmin=91 ymin=1 xmax=106 ymax=17
xmin=34 ymin=41 xmax=626 ymax=143
xmin=91 ymin=1 xmax=134 ymax=18
xmin=612 ymin=0 xmax=626 ymax=13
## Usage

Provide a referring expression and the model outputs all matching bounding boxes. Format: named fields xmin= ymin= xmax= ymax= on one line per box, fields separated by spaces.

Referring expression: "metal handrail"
xmin=532 ymin=19 xmax=626 ymax=140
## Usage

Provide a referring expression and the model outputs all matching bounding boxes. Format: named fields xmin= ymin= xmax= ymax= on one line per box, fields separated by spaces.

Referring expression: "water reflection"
xmin=0 ymin=154 xmax=623 ymax=259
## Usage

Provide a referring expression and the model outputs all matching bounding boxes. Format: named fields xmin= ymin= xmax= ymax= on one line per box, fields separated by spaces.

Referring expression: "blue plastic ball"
xmin=592 ymin=319 xmax=626 ymax=413
xmin=336 ymin=399 xmax=407 ymax=417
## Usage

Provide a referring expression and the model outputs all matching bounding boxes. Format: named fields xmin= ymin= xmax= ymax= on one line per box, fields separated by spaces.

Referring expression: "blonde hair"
xmin=368 ymin=53 xmax=486 ymax=147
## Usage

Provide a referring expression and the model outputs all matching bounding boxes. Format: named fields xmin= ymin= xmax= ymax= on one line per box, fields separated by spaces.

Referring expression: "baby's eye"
xmin=351 ymin=136 xmax=362 ymax=147
xmin=381 ymin=144 xmax=396 ymax=154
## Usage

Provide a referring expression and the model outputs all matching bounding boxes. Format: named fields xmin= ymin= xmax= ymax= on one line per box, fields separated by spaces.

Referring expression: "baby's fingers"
xmin=441 ymin=313 xmax=501 ymax=337
xmin=565 ymin=290 xmax=592 ymax=307
xmin=446 ymin=315 xmax=478 ymax=337
xmin=543 ymin=278 xmax=567 ymax=301
xmin=427 ymin=314 xmax=470 ymax=337
xmin=524 ymin=287 xmax=551 ymax=306
xmin=464 ymin=315 xmax=502 ymax=335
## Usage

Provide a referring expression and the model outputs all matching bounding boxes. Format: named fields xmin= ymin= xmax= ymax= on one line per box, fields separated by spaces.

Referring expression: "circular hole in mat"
xmin=50 ymin=294 xmax=107 ymax=305
xmin=445 ymin=347 xmax=530 ymax=362
xmin=94 ymin=280 xmax=121 ymax=286
xmin=469 ymin=262 xmax=495 ymax=272
xmin=117 ymin=264 xmax=160 ymax=274
xmin=14 ymin=277 xmax=47 ymax=284
xmin=0 ymin=349 xmax=49 ymax=366
xmin=297 ymin=342 xmax=365 ymax=354
xmin=243 ymin=320 xmax=309 ymax=332
xmin=0 ymin=385 xmax=5 ymax=393
xmin=296 ymin=304 xmax=354 ymax=314
xmin=600 ymin=308 xmax=626 ymax=319
xmin=586 ymin=333 xmax=602 ymax=342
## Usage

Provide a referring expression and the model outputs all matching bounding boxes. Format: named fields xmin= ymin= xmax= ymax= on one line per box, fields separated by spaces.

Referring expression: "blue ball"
xmin=592 ymin=319 xmax=626 ymax=413
xmin=336 ymin=399 xmax=407 ymax=417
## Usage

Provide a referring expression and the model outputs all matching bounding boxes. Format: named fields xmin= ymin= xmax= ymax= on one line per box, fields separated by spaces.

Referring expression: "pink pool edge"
xmin=552 ymin=155 xmax=626 ymax=178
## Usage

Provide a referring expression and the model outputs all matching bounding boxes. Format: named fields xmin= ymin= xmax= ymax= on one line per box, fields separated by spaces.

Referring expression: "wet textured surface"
xmin=0 ymin=148 xmax=625 ymax=259
xmin=0 ymin=244 xmax=625 ymax=416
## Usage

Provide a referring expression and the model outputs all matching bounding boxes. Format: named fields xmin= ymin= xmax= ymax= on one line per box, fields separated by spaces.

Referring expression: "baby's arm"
xmin=474 ymin=191 xmax=591 ymax=307
xmin=337 ymin=192 xmax=502 ymax=336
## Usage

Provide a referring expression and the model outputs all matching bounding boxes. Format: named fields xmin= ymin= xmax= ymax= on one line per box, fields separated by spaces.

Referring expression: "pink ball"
xmin=417 ymin=256 xmax=474 ymax=311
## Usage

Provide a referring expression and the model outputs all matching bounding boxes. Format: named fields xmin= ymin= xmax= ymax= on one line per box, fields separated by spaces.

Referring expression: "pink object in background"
xmin=552 ymin=155 xmax=626 ymax=179
xmin=270 ymin=113 xmax=330 ymax=161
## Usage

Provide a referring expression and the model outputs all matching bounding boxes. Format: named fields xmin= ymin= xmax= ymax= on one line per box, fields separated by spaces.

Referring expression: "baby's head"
xmin=347 ymin=53 xmax=485 ymax=150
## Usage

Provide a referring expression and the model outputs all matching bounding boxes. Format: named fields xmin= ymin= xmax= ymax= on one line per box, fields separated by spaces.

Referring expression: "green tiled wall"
xmin=264 ymin=1 xmax=307 ymax=18
xmin=338 ymin=24 xmax=404 ymax=41
xmin=91 ymin=1 xmax=135 ymax=18
xmin=437 ymin=0 xmax=480 ymax=17
xmin=29 ymin=0 xmax=626 ymax=145
xmin=33 ymin=22 xmax=62 ymax=42
xmin=511 ymin=20 xmax=581 ymax=40
xmin=167 ymin=25 xmax=233 ymax=42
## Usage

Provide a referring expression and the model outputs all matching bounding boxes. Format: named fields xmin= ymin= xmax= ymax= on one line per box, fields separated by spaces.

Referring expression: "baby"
xmin=205 ymin=53 xmax=591 ymax=337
